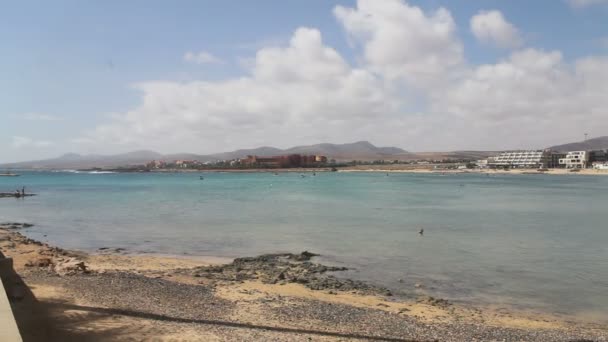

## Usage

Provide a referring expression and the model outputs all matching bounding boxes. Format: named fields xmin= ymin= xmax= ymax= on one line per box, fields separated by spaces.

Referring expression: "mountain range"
xmin=547 ymin=136 xmax=608 ymax=152
xmin=2 ymin=137 xmax=607 ymax=169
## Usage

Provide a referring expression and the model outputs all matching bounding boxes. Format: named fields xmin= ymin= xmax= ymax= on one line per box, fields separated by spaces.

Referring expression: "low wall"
xmin=0 ymin=255 xmax=23 ymax=342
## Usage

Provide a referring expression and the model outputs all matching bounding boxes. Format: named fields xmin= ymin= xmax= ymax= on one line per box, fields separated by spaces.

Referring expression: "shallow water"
xmin=1 ymin=171 xmax=607 ymax=321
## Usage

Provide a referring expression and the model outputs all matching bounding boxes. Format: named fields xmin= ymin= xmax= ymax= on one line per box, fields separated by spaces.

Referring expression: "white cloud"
xmin=435 ymin=49 xmax=608 ymax=148
xmin=183 ymin=51 xmax=224 ymax=64
xmin=567 ymin=0 xmax=608 ymax=8
xmin=334 ymin=0 xmax=463 ymax=85
xmin=76 ymin=1 xmax=608 ymax=153
xmin=470 ymin=10 xmax=523 ymax=49
xmin=80 ymin=28 xmax=403 ymax=153
xmin=12 ymin=136 xmax=53 ymax=148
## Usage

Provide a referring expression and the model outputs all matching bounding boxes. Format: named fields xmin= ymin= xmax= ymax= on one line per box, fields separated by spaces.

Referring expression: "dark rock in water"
xmin=294 ymin=250 xmax=319 ymax=261
xmin=417 ymin=296 xmax=451 ymax=308
xmin=0 ymin=222 xmax=34 ymax=230
xmin=183 ymin=251 xmax=391 ymax=296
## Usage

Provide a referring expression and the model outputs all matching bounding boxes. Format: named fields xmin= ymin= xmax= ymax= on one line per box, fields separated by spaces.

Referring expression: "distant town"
xmin=129 ymin=148 xmax=608 ymax=172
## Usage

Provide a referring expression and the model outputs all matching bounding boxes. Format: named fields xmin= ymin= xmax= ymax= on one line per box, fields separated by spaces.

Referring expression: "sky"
xmin=1 ymin=0 xmax=608 ymax=162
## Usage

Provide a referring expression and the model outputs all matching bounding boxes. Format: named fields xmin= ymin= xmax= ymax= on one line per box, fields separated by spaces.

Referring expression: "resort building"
xmin=146 ymin=160 xmax=167 ymax=169
xmin=559 ymin=151 xmax=589 ymax=169
xmin=589 ymin=150 xmax=608 ymax=164
xmin=488 ymin=150 xmax=550 ymax=169
xmin=548 ymin=152 xmax=566 ymax=168
xmin=475 ymin=159 xmax=489 ymax=168
xmin=241 ymin=154 xmax=327 ymax=168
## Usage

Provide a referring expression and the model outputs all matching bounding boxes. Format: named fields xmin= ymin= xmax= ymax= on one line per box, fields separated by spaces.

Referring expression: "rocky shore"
xmin=1 ymin=223 xmax=606 ymax=341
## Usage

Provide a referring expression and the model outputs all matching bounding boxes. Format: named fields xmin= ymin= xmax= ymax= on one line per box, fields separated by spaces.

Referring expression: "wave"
xmin=56 ymin=170 xmax=117 ymax=174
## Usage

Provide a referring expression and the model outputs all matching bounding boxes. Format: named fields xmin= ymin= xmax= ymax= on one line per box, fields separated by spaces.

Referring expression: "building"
xmin=475 ymin=159 xmax=489 ymax=168
xmin=548 ymin=152 xmax=566 ymax=168
xmin=488 ymin=150 xmax=550 ymax=169
xmin=559 ymin=151 xmax=588 ymax=169
xmin=593 ymin=162 xmax=608 ymax=170
xmin=146 ymin=160 xmax=166 ymax=169
xmin=589 ymin=150 xmax=608 ymax=164
xmin=174 ymin=160 xmax=201 ymax=168
xmin=241 ymin=154 xmax=327 ymax=168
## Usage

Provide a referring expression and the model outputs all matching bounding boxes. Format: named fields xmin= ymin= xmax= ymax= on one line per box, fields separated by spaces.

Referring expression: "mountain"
xmin=0 ymin=142 xmax=415 ymax=169
xmin=548 ymin=136 xmax=608 ymax=152
xmin=282 ymin=141 xmax=411 ymax=160
xmin=1 ymin=150 xmax=165 ymax=169
xmin=209 ymin=146 xmax=284 ymax=161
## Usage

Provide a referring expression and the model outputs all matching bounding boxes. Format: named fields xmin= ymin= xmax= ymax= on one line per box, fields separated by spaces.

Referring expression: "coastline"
xmin=337 ymin=166 xmax=608 ymax=176
xmin=1 ymin=224 xmax=606 ymax=341
xmin=11 ymin=166 xmax=608 ymax=175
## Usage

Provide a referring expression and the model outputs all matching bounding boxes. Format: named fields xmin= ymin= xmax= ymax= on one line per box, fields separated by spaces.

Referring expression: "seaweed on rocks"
xmin=185 ymin=251 xmax=393 ymax=296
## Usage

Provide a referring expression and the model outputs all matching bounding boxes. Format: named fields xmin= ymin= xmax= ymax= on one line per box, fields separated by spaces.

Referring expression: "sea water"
xmin=1 ymin=171 xmax=607 ymax=322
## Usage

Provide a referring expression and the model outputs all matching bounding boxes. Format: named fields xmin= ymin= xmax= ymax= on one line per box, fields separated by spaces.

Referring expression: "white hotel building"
xmin=488 ymin=150 xmax=550 ymax=168
xmin=559 ymin=151 xmax=588 ymax=169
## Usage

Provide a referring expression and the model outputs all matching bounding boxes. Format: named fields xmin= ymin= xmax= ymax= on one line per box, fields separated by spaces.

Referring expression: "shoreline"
xmin=9 ymin=167 xmax=608 ymax=176
xmin=1 ymin=224 xmax=607 ymax=341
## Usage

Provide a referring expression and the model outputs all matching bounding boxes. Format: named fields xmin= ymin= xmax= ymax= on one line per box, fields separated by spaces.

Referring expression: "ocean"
xmin=1 ymin=171 xmax=607 ymax=322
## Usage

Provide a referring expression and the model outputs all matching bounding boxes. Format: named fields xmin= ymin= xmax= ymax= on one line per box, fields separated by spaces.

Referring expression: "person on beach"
xmin=22 ymin=186 xmax=25 ymax=196
xmin=419 ymin=228 xmax=424 ymax=235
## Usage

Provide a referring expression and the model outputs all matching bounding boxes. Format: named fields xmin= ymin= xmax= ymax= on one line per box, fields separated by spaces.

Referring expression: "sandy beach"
xmin=143 ymin=166 xmax=608 ymax=176
xmin=338 ymin=165 xmax=608 ymax=176
xmin=1 ymin=223 xmax=606 ymax=341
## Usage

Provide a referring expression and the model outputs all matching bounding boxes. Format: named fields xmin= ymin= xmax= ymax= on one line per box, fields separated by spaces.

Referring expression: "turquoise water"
xmin=1 ymin=171 xmax=607 ymax=321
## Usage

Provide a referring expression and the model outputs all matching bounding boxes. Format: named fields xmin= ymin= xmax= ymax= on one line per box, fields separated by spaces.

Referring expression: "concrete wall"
xmin=0 ymin=256 xmax=23 ymax=342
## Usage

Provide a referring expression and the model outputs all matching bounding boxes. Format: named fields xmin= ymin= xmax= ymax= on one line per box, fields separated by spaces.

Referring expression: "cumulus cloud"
xmin=81 ymin=27 xmax=402 ymax=153
xmin=434 ymin=49 xmax=608 ymax=147
xmin=567 ymin=0 xmax=608 ymax=8
xmin=470 ymin=10 xmax=523 ymax=49
xmin=184 ymin=51 xmax=224 ymax=64
xmin=12 ymin=136 xmax=52 ymax=148
xmin=77 ymin=0 xmax=608 ymax=153
xmin=334 ymin=0 xmax=463 ymax=85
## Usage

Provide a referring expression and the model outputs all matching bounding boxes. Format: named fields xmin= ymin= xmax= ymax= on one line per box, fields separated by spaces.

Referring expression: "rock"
xmin=417 ymin=296 xmax=451 ymax=308
xmin=188 ymin=251 xmax=389 ymax=296
xmin=25 ymin=257 xmax=52 ymax=267
xmin=54 ymin=259 xmax=88 ymax=276
xmin=415 ymin=283 xmax=424 ymax=288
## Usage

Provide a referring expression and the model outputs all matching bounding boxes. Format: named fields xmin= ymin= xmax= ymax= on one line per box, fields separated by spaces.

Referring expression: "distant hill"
xmin=0 ymin=141 xmax=505 ymax=170
xmin=548 ymin=136 xmax=608 ymax=152
xmin=0 ymin=150 xmax=166 ymax=169
xmin=0 ymin=142 xmax=413 ymax=169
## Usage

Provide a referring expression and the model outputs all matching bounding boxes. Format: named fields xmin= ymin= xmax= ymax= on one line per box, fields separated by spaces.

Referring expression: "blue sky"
xmin=2 ymin=0 xmax=608 ymax=162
